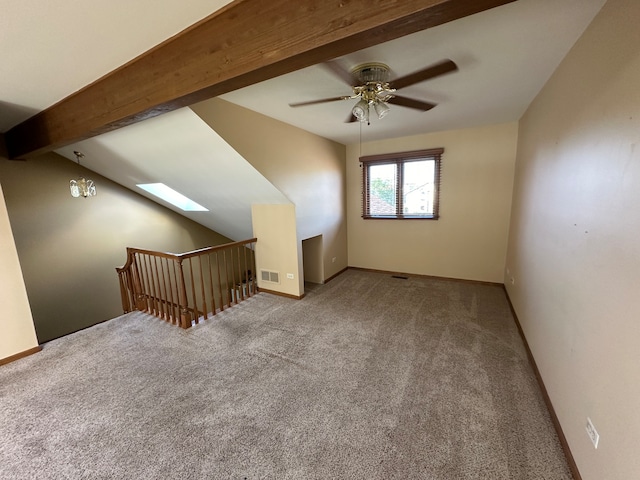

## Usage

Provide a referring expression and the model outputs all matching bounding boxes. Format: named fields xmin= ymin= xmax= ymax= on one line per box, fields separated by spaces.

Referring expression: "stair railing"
xmin=116 ymin=238 xmax=257 ymax=329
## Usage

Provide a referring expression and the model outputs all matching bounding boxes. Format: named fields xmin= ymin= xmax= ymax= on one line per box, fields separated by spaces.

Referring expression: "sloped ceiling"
xmin=221 ymin=0 xmax=607 ymax=145
xmin=2 ymin=0 xmax=607 ymax=239
xmin=0 ymin=0 xmax=233 ymax=132
xmin=55 ymin=108 xmax=289 ymax=241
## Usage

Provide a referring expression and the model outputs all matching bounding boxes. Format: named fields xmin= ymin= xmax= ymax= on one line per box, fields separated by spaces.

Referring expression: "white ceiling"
xmin=221 ymin=0 xmax=606 ymax=145
xmin=1 ymin=0 xmax=606 ymax=140
xmin=55 ymin=108 xmax=290 ymax=241
xmin=0 ymin=0 xmax=233 ymax=132
xmin=2 ymin=0 xmax=607 ymax=240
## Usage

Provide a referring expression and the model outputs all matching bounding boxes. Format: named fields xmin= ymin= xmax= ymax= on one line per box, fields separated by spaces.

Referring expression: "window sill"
xmin=362 ymin=215 xmax=439 ymax=220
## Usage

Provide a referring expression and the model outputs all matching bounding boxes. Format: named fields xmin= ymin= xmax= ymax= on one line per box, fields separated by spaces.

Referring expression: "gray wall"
xmin=0 ymin=152 xmax=231 ymax=342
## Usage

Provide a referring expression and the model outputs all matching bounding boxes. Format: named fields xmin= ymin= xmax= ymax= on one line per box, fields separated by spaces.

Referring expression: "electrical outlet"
xmin=586 ymin=417 xmax=599 ymax=448
xmin=332 ymin=257 xmax=336 ymax=263
xmin=286 ymin=273 xmax=294 ymax=280
xmin=510 ymin=276 xmax=515 ymax=285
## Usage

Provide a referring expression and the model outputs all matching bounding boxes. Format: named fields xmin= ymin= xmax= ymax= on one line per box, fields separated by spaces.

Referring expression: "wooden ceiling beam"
xmin=4 ymin=0 xmax=515 ymax=159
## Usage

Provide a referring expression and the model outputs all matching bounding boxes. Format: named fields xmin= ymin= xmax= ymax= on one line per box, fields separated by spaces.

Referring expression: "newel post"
xmin=129 ymin=250 xmax=147 ymax=312
xmin=116 ymin=270 xmax=132 ymax=313
xmin=175 ymin=259 xmax=192 ymax=329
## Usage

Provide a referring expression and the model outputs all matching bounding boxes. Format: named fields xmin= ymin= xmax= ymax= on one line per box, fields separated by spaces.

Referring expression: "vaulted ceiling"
xmin=3 ymin=0 xmax=523 ymax=159
xmin=221 ymin=0 xmax=606 ymax=145
xmin=1 ymin=0 xmax=607 ymax=238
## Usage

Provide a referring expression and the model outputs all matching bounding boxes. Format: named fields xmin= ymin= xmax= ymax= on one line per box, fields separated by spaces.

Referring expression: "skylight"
xmin=137 ymin=183 xmax=208 ymax=212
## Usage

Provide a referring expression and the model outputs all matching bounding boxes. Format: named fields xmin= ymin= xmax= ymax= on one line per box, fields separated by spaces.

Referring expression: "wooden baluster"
xmin=223 ymin=250 xmax=231 ymax=307
xmin=228 ymin=247 xmax=236 ymax=304
xmin=148 ymin=255 xmax=159 ymax=315
xmin=243 ymin=244 xmax=250 ymax=298
xmin=153 ymin=256 xmax=166 ymax=321
xmin=164 ymin=258 xmax=176 ymax=324
xmin=197 ymin=256 xmax=208 ymax=320
xmin=155 ymin=256 xmax=164 ymax=318
xmin=153 ymin=256 xmax=162 ymax=315
xmin=116 ymin=252 xmax=133 ymax=313
xmin=158 ymin=256 xmax=166 ymax=320
xmin=160 ymin=257 xmax=173 ymax=322
xmin=207 ymin=253 xmax=217 ymax=316
xmin=147 ymin=255 xmax=157 ymax=317
xmin=175 ymin=259 xmax=191 ymax=329
xmin=241 ymin=245 xmax=247 ymax=299
xmin=128 ymin=258 xmax=139 ymax=311
xmin=163 ymin=258 xmax=172 ymax=323
xmin=126 ymin=255 xmax=137 ymax=311
xmin=170 ymin=261 xmax=180 ymax=324
xmin=117 ymin=271 xmax=130 ymax=313
xmin=251 ymin=242 xmax=256 ymax=294
xmin=244 ymin=245 xmax=250 ymax=296
xmin=132 ymin=253 xmax=147 ymax=312
xmin=142 ymin=254 xmax=155 ymax=315
xmin=187 ymin=257 xmax=199 ymax=324
xmin=251 ymin=242 xmax=257 ymax=294
xmin=128 ymin=270 xmax=136 ymax=310
xmin=136 ymin=254 xmax=146 ymax=312
xmin=216 ymin=251 xmax=224 ymax=311
xmin=132 ymin=256 xmax=140 ymax=311
xmin=117 ymin=238 xmax=257 ymax=327
xmin=164 ymin=258 xmax=173 ymax=322
xmin=236 ymin=245 xmax=244 ymax=302
xmin=128 ymin=272 xmax=133 ymax=310
xmin=233 ymin=247 xmax=240 ymax=302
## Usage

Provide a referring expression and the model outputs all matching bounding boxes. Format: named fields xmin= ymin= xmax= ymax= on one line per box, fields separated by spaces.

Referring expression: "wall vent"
xmin=260 ymin=270 xmax=280 ymax=284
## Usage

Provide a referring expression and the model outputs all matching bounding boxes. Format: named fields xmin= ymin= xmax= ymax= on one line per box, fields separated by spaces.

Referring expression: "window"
xmin=361 ymin=148 xmax=443 ymax=219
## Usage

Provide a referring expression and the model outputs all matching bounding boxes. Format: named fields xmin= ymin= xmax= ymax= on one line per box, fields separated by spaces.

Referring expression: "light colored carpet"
xmin=0 ymin=269 xmax=572 ymax=479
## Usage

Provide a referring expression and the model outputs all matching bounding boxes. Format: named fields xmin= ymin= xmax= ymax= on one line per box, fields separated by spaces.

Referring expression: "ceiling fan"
xmin=289 ymin=59 xmax=458 ymax=124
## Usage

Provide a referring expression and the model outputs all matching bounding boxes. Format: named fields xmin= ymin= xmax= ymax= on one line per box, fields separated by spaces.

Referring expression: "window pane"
xmin=368 ymin=163 xmax=396 ymax=215
xmin=402 ymin=160 xmax=435 ymax=215
xmin=362 ymin=149 xmax=442 ymax=219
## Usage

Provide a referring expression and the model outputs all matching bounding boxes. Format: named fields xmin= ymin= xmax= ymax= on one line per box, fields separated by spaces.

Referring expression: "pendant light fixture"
xmin=69 ymin=151 xmax=96 ymax=198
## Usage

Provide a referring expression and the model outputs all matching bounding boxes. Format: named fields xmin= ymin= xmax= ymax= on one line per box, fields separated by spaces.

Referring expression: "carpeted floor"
xmin=0 ymin=270 xmax=572 ymax=479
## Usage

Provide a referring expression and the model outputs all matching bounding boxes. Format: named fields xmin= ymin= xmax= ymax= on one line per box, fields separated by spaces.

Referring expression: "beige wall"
xmin=0 ymin=183 xmax=39 ymax=360
xmin=347 ymin=122 xmax=518 ymax=282
xmin=192 ymin=99 xmax=348 ymax=283
xmin=252 ymin=204 xmax=302 ymax=297
xmin=0 ymin=152 xmax=231 ymax=342
xmin=505 ymin=0 xmax=640 ymax=478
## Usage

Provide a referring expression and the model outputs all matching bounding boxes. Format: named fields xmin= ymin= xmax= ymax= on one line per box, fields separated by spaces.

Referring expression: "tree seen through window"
xmin=362 ymin=148 xmax=443 ymax=219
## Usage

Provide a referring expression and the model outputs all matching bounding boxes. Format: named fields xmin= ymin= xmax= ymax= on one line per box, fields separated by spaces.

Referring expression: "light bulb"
xmin=374 ymin=101 xmax=390 ymax=119
xmin=352 ymin=99 xmax=369 ymax=122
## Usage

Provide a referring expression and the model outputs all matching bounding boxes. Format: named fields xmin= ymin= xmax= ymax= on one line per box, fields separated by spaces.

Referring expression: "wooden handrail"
xmin=116 ymin=238 xmax=258 ymax=264
xmin=116 ymin=238 xmax=257 ymax=329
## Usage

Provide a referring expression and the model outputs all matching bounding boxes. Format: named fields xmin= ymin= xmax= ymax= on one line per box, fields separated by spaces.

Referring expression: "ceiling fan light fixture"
xmin=374 ymin=101 xmax=390 ymax=119
xmin=352 ymin=99 xmax=369 ymax=122
xmin=352 ymin=62 xmax=391 ymax=84
xmin=290 ymin=59 xmax=457 ymax=126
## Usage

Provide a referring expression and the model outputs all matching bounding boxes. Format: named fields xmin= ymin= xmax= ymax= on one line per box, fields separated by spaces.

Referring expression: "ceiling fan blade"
xmin=390 ymin=59 xmax=458 ymax=90
xmin=387 ymin=95 xmax=437 ymax=111
xmin=289 ymin=96 xmax=348 ymax=108
xmin=323 ymin=60 xmax=356 ymax=86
